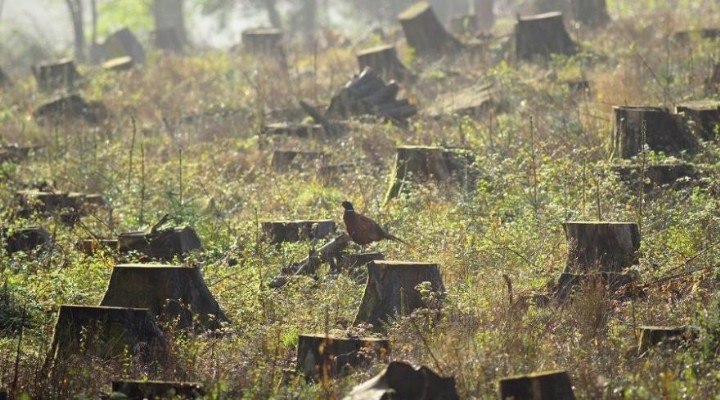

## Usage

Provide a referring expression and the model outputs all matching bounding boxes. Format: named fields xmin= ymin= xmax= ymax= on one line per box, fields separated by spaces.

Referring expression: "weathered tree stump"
xmin=554 ymin=271 xmax=637 ymax=302
xmin=31 ymin=59 xmax=82 ymax=92
xmin=449 ymin=14 xmax=478 ymax=37
xmin=46 ymin=305 xmax=168 ymax=369
xmin=100 ymin=264 xmax=229 ymax=330
xmin=15 ymin=190 xmax=106 ymax=225
xmin=0 ymin=67 xmax=10 ymax=88
xmin=261 ymin=220 xmax=336 ymax=244
xmin=285 ymin=234 xmax=350 ymax=275
xmin=118 ymin=225 xmax=202 ymax=262
xmin=344 ymin=361 xmax=458 ymax=400
xmin=298 ymin=334 xmax=390 ymax=380
xmin=102 ymin=56 xmax=134 ymax=72
xmin=354 ymin=261 xmax=445 ymax=328
xmin=475 ymin=0 xmax=495 ymax=33
xmin=571 ymin=0 xmax=610 ymax=28
xmin=515 ymin=12 xmax=576 ymax=61
xmin=262 ymin=122 xmax=325 ymax=138
xmin=0 ymin=144 xmax=33 ymax=164
xmin=707 ymin=63 xmax=720 ymax=93
xmin=271 ymin=150 xmax=326 ymax=172
xmin=398 ymin=2 xmax=464 ymax=59
xmin=103 ymin=27 xmax=146 ymax=64
xmin=613 ymin=106 xmax=699 ymax=159
xmin=33 ymin=95 xmax=107 ymax=124
xmin=2 ymin=226 xmax=51 ymax=254
xmin=357 ymin=45 xmax=412 ymax=83
xmin=564 ymin=222 xmax=640 ymax=273
xmin=385 ymin=146 xmax=477 ymax=202
xmin=76 ymin=238 xmax=118 ymax=256
xmin=675 ymin=100 xmax=720 ymax=141
xmin=499 ymin=370 xmax=576 ymax=400
xmin=673 ymin=28 xmax=720 ymax=43
xmin=637 ymin=325 xmax=699 ymax=353
xmin=111 ymin=380 xmax=204 ymax=399
xmin=242 ymin=28 xmax=285 ymax=63
xmin=425 ymin=84 xmax=494 ymax=118
xmin=612 ymin=163 xmax=699 ymax=191
xmin=337 ymin=252 xmax=385 ymax=272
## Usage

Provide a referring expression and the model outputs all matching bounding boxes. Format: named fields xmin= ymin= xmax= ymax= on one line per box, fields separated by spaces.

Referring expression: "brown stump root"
xmin=111 ymin=380 xmax=204 ymax=399
xmin=354 ymin=261 xmax=445 ymax=328
xmin=100 ymin=264 xmax=228 ymax=330
xmin=564 ymin=222 xmax=640 ymax=273
xmin=344 ymin=361 xmax=459 ymax=400
xmin=515 ymin=12 xmax=576 ymax=61
xmin=297 ymin=334 xmax=390 ymax=380
xmin=398 ymin=2 xmax=463 ymax=59
xmin=499 ymin=370 xmax=576 ymax=400
xmin=613 ymin=106 xmax=699 ymax=159
xmin=357 ymin=45 xmax=411 ymax=82
xmin=637 ymin=325 xmax=700 ymax=353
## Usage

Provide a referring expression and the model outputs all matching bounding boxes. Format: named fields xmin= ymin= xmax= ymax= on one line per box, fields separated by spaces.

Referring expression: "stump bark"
xmin=297 ymin=334 xmax=390 ymax=380
xmin=398 ymin=2 xmax=463 ymax=59
xmin=675 ymin=100 xmax=720 ymax=141
xmin=271 ymin=150 xmax=326 ymax=172
xmin=384 ymin=146 xmax=477 ymax=202
xmin=118 ymin=225 xmax=202 ymax=262
xmin=571 ymin=0 xmax=610 ymax=28
xmin=3 ymin=227 xmax=51 ymax=254
xmin=613 ymin=106 xmax=699 ymax=159
xmin=100 ymin=264 xmax=229 ymax=330
xmin=343 ymin=361 xmax=459 ymax=400
xmin=354 ymin=261 xmax=445 ymax=328
xmin=357 ymin=45 xmax=412 ymax=82
xmin=261 ymin=220 xmax=336 ymax=244
xmin=515 ymin=12 xmax=576 ymax=61
xmin=111 ymin=380 xmax=204 ymax=400
xmin=31 ymin=59 xmax=82 ymax=92
xmin=242 ymin=28 xmax=286 ymax=65
xmin=33 ymin=95 xmax=107 ymax=125
xmin=564 ymin=222 xmax=640 ymax=273
xmin=637 ymin=325 xmax=699 ymax=353
xmin=103 ymin=27 xmax=145 ymax=64
xmin=499 ymin=370 xmax=576 ymax=400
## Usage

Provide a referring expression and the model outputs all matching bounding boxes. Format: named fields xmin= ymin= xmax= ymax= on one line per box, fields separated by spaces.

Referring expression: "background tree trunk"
xmin=263 ymin=0 xmax=282 ymax=29
xmin=65 ymin=0 xmax=86 ymax=62
xmin=153 ymin=0 xmax=187 ymax=48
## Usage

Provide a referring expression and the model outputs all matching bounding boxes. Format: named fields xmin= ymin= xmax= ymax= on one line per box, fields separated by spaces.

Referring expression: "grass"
xmin=2 ymin=1 xmax=720 ymax=398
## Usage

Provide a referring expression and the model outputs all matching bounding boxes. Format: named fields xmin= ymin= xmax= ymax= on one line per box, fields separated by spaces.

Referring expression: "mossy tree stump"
xmin=637 ymin=325 xmax=699 ymax=353
xmin=354 ymin=261 xmax=445 ymax=328
xmin=31 ymin=59 xmax=82 ymax=92
xmin=515 ymin=12 xmax=576 ymax=61
xmin=261 ymin=220 xmax=336 ymax=244
xmin=385 ymin=146 xmax=477 ymax=202
xmin=103 ymin=27 xmax=146 ymax=64
xmin=298 ymin=334 xmax=390 ymax=380
xmin=100 ymin=264 xmax=229 ymax=330
xmin=271 ymin=150 xmax=326 ymax=172
xmin=564 ymin=222 xmax=640 ymax=274
xmin=111 ymin=380 xmax=204 ymax=399
xmin=344 ymin=361 xmax=459 ymax=400
xmin=499 ymin=370 xmax=576 ymax=400
xmin=2 ymin=226 xmax=51 ymax=254
xmin=675 ymin=100 xmax=720 ymax=141
xmin=46 ymin=305 xmax=168 ymax=370
xmin=613 ymin=106 xmax=699 ymax=159
xmin=357 ymin=45 xmax=412 ymax=82
xmin=398 ymin=2 xmax=463 ymax=59
xmin=118 ymin=225 xmax=202 ymax=262
xmin=571 ymin=0 xmax=610 ymax=28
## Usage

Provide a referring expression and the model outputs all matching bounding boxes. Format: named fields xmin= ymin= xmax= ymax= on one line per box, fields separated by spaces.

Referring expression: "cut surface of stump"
xmin=46 ymin=305 xmax=168 ymax=369
xmin=2 ymin=226 xmax=51 ymax=254
xmin=100 ymin=264 xmax=229 ymax=330
xmin=33 ymin=95 xmax=106 ymax=125
xmin=103 ymin=27 xmax=146 ymax=64
xmin=515 ymin=12 xmax=576 ymax=61
xmin=271 ymin=150 xmax=326 ymax=172
xmin=344 ymin=361 xmax=459 ymax=400
xmin=675 ymin=100 xmax=720 ymax=141
xmin=357 ymin=44 xmax=412 ymax=82
xmin=637 ymin=325 xmax=700 ymax=353
xmin=571 ymin=0 xmax=610 ymax=28
xmin=297 ymin=334 xmax=390 ymax=380
xmin=398 ymin=2 xmax=463 ymax=59
xmin=499 ymin=370 xmax=576 ymax=400
xmin=385 ymin=146 xmax=477 ymax=202
xmin=261 ymin=219 xmax=337 ymax=244
xmin=564 ymin=222 xmax=640 ymax=273
xmin=102 ymin=56 xmax=134 ymax=72
xmin=111 ymin=380 xmax=204 ymax=400
xmin=354 ymin=261 xmax=445 ymax=328
xmin=118 ymin=225 xmax=202 ymax=262
xmin=613 ymin=106 xmax=699 ymax=159
xmin=31 ymin=59 xmax=82 ymax=92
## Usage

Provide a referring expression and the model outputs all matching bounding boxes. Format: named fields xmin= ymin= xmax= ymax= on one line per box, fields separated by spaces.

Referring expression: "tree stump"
xmin=571 ymin=0 xmax=610 ymax=28
xmin=515 ymin=12 xmax=576 ymax=61
xmin=242 ymin=28 xmax=285 ymax=64
xmin=262 ymin=122 xmax=325 ymax=138
xmin=499 ymin=370 xmax=576 ymax=400
xmin=103 ymin=27 xmax=146 ymax=64
xmin=384 ymin=146 xmax=477 ymax=202
xmin=261 ymin=220 xmax=336 ymax=244
xmin=100 ymin=264 xmax=229 ymax=330
xmin=425 ymin=84 xmax=494 ymax=118
xmin=31 ymin=59 xmax=82 ymax=92
xmin=554 ymin=271 xmax=636 ymax=302
xmin=675 ymin=100 xmax=720 ymax=141
xmin=353 ymin=261 xmax=445 ymax=328
xmin=284 ymin=234 xmax=350 ymax=275
xmin=46 ymin=305 xmax=168 ymax=369
xmin=707 ymin=63 xmax=720 ymax=94
xmin=0 ymin=144 xmax=33 ymax=164
xmin=118 ymin=226 xmax=202 ymax=262
xmin=343 ymin=361 xmax=459 ymax=400
xmin=637 ymin=325 xmax=699 ymax=353
xmin=474 ymin=0 xmax=495 ymax=33
xmin=357 ymin=45 xmax=412 ymax=83
xmin=2 ymin=226 xmax=51 ymax=254
xmin=613 ymin=106 xmax=699 ymax=159
xmin=111 ymin=380 xmax=204 ymax=400
xmin=563 ymin=222 xmax=640 ymax=274
xmin=102 ymin=57 xmax=134 ymax=72
xmin=673 ymin=28 xmax=720 ymax=43
xmin=270 ymin=150 xmax=326 ymax=172
xmin=398 ymin=2 xmax=463 ymax=59
xmin=612 ymin=163 xmax=699 ymax=192
xmin=337 ymin=252 xmax=385 ymax=272
xmin=297 ymin=334 xmax=390 ymax=380
xmin=76 ymin=238 xmax=118 ymax=256
xmin=0 ymin=67 xmax=11 ymax=88
xmin=33 ymin=95 xmax=107 ymax=125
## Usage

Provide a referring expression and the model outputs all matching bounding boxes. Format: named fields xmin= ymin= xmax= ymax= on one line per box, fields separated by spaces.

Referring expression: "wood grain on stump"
xmin=100 ymin=264 xmax=229 ymax=330
xmin=398 ymin=2 xmax=463 ymax=59
xmin=111 ymin=380 xmax=204 ymax=399
xmin=613 ymin=106 xmax=699 ymax=158
xmin=564 ymin=222 xmax=640 ymax=273
xmin=298 ymin=334 xmax=390 ymax=380
xmin=675 ymin=100 xmax=720 ymax=141
xmin=261 ymin=219 xmax=336 ymax=244
xmin=499 ymin=370 xmax=576 ymax=400
xmin=31 ymin=59 xmax=82 ymax=92
xmin=637 ymin=325 xmax=699 ymax=353
xmin=357 ymin=45 xmax=411 ymax=82
xmin=344 ymin=361 xmax=459 ymax=400
xmin=354 ymin=261 xmax=445 ymax=328
xmin=515 ymin=12 xmax=576 ymax=61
